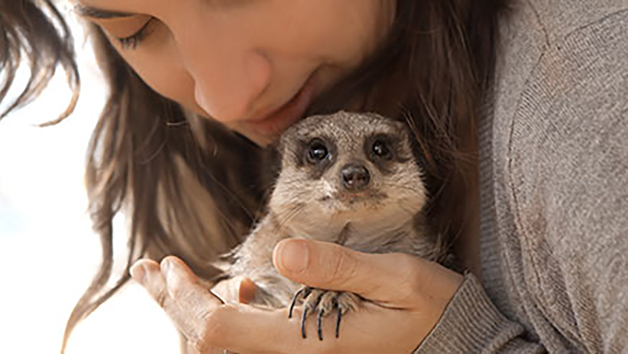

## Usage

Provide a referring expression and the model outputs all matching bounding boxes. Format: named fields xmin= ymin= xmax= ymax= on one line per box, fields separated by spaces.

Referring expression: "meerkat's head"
xmin=268 ymin=111 xmax=427 ymax=236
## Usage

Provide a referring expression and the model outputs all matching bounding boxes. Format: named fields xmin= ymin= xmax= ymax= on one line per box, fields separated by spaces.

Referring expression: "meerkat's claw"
xmin=290 ymin=287 xmax=362 ymax=340
xmin=300 ymin=289 xmax=324 ymax=338
xmin=335 ymin=307 xmax=342 ymax=338
xmin=289 ymin=286 xmax=311 ymax=318
xmin=317 ymin=309 xmax=325 ymax=341
xmin=301 ymin=306 xmax=309 ymax=339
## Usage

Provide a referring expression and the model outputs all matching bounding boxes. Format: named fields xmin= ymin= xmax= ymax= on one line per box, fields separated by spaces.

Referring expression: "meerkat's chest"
xmin=284 ymin=211 xmax=413 ymax=252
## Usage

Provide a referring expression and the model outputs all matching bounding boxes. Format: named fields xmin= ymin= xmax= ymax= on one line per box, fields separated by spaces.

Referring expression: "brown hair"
xmin=0 ymin=0 xmax=508 ymax=352
xmin=0 ymin=0 xmax=79 ymax=122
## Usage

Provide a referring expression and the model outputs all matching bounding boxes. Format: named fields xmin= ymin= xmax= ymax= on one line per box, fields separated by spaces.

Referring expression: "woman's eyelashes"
xmin=114 ymin=17 xmax=155 ymax=50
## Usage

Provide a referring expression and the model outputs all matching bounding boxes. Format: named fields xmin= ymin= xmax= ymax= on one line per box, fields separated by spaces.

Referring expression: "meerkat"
xmin=222 ymin=111 xmax=450 ymax=340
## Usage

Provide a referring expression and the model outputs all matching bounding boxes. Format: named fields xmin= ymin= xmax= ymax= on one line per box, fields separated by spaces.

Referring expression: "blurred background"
xmin=0 ymin=5 xmax=179 ymax=353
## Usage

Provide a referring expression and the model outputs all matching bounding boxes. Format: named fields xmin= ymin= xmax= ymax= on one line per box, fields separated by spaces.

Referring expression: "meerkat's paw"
xmin=288 ymin=286 xmax=362 ymax=340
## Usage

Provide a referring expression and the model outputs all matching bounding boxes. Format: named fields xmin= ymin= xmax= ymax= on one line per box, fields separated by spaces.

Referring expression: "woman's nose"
xmin=174 ymin=18 xmax=272 ymax=123
xmin=192 ymin=51 xmax=272 ymax=122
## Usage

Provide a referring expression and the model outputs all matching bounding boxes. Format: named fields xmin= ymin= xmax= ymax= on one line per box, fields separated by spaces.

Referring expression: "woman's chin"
xmin=227 ymin=124 xmax=280 ymax=147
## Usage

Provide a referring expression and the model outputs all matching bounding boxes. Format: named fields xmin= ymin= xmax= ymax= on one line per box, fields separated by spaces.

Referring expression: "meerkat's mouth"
xmin=320 ymin=190 xmax=388 ymax=206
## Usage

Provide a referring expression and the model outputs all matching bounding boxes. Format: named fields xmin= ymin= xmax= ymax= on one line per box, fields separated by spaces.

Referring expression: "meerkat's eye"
xmin=307 ymin=139 xmax=329 ymax=163
xmin=372 ymin=140 xmax=392 ymax=159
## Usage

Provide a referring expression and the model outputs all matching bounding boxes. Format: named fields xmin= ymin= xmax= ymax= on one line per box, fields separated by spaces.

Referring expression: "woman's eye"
xmin=117 ymin=34 xmax=142 ymax=50
xmin=115 ymin=18 xmax=154 ymax=50
xmin=307 ymin=140 xmax=329 ymax=163
xmin=372 ymin=140 xmax=392 ymax=159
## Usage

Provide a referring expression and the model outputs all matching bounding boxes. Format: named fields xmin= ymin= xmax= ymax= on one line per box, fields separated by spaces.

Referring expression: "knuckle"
xmin=396 ymin=254 xmax=427 ymax=300
xmin=155 ymin=288 xmax=169 ymax=309
xmin=170 ymin=283 xmax=194 ymax=303
xmin=199 ymin=307 xmax=229 ymax=345
xmin=327 ymin=247 xmax=359 ymax=285
xmin=189 ymin=337 xmax=209 ymax=353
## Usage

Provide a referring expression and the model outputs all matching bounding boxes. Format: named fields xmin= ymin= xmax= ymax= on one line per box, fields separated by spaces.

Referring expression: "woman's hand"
xmin=130 ymin=240 xmax=463 ymax=354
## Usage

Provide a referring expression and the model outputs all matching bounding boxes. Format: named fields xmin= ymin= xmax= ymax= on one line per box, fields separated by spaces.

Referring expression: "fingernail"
xmin=130 ymin=264 xmax=147 ymax=285
xmin=277 ymin=240 xmax=308 ymax=273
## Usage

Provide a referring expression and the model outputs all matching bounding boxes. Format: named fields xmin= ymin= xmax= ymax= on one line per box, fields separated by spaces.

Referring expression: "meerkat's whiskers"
xmin=221 ymin=111 xmax=453 ymax=342
xmin=388 ymin=182 xmax=423 ymax=195
xmin=397 ymin=203 xmax=421 ymax=218
xmin=276 ymin=202 xmax=308 ymax=231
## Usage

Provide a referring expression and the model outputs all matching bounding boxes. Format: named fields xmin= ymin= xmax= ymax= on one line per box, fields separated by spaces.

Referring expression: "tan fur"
xmin=224 ymin=111 xmax=446 ymax=308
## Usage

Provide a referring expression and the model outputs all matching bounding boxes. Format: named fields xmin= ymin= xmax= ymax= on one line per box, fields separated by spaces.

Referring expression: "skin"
xmin=75 ymin=0 xmax=396 ymax=145
xmin=131 ymin=241 xmax=462 ymax=353
xmin=74 ymin=0 xmax=464 ymax=352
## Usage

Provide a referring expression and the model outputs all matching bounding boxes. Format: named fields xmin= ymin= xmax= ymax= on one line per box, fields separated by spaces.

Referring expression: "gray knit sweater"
xmin=417 ymin=0 xmax=628 ymax=353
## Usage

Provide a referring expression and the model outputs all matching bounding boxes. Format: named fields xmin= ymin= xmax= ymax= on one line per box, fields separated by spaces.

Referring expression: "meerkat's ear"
xmin=388 ymin=116 xmax=408 ymax=131
xmin=405 ymin=126 xmax=439 ymax=197
xmin=260 ymin=141 xmax=283 ymax=203
xmin=264 ymin=140 xmax=283 ymax=176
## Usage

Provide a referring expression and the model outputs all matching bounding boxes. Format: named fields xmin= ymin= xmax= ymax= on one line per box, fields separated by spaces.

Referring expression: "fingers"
xmin=273 ymin=239 xmax=462 ymax=307
xmin=130 ymin=258 xmax=298 ymax=354
xmin=129 ymin=254 xmax=450 ymax=354
xmin=130 ymin=256 xmax=225 ymax=347
xmin=162 ymin=257 xmax=223 ymax=304
xmin=211 ymin=276 xmax=258 ymax=305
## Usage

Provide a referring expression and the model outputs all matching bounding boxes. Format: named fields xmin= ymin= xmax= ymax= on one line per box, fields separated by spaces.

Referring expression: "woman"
xmin=1 ymin=0 xmax=626 ymax=353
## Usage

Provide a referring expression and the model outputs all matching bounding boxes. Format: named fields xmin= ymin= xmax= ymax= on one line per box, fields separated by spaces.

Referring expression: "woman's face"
xmin=74 ymin=0 xmax=396 ymax=145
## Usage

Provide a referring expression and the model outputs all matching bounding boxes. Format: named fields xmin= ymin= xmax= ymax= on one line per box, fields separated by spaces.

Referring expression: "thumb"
xmin=272 ymin=239 xmax=461 ymax=307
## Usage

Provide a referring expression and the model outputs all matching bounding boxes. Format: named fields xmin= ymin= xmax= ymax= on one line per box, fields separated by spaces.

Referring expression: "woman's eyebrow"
xmin=73 ymin=4 xmax=137 ymax=19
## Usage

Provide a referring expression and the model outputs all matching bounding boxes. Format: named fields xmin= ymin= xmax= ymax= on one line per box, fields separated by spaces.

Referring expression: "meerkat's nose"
xmin=340 ymin=163 xmax=370 ymax=192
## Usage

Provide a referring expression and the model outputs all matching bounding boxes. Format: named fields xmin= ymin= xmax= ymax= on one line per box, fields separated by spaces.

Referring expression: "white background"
xmin=0 ymin=8 xmax=179 ymax=354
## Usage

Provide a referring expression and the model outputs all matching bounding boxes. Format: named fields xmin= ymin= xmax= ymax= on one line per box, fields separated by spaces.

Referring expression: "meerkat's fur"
xmin=222 ymin=111 xmax=449 ymax=339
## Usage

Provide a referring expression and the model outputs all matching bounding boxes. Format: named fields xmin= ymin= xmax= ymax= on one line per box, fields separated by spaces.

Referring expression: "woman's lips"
xmin=242 ymin=76 xmax=316 ymax=137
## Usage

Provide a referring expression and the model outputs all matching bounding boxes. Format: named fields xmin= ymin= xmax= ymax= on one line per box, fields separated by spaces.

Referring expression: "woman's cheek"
xmin=143 ymin=65 xmax=198 ymax=110
xmin=118 ymin=46 xmax=202 ymax=113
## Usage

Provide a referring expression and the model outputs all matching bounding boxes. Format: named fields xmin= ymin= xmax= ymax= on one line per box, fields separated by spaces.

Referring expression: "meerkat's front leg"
xmin=288 ymin=286 xmax=362 ymax=340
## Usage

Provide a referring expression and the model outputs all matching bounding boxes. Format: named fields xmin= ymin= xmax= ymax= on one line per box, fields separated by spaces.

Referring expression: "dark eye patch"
xmin=365 ymin=134 xmax=397 ymax=159
xmin=297 ymin=136 xmax=336 ymax=179
xmin=364 ymin=133 xmax=403 ymax=174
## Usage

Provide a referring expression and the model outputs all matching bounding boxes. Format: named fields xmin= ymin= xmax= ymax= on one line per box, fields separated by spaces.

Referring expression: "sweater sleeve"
xmin=414 ymin=273 xmax=545 ymax=353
